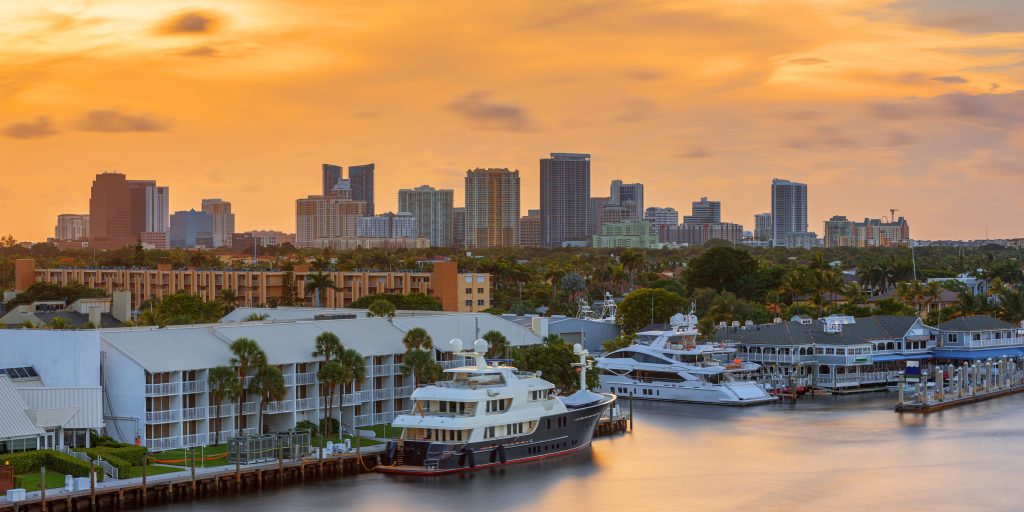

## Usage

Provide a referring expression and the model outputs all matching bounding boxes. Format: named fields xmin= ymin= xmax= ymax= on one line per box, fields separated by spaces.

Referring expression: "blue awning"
xmin=932 ymin=347 xmax=1024 ymax=360
xmin=872 ymin=354 xmax=933 ymax=362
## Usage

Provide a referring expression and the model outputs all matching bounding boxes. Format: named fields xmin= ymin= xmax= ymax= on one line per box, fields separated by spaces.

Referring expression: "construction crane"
xmin=889 ymin=208 xmax=899 ymax=222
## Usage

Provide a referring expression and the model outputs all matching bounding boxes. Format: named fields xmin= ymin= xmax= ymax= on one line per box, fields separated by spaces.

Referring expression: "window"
xmin=485 ymin=426 xmax=496 ymax=439
xmin=477 ymin=300 xmax=485 ymax=306
xmin=477 ymin=288 xmax=484 ymax=293
xmin=465 ymin=300 xmax=472 ymax=306
xmin=466 ymin=288 xmax=472 ymax=294
xmin=477 ymin=276 xmax=485 ymax=283
xmin=465 ymin=276 xmax=472 ymax=283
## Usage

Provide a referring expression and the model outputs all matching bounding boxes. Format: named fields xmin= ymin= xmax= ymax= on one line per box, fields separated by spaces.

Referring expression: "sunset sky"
xmin=2 ymin=0 xmax=1023 ymax=242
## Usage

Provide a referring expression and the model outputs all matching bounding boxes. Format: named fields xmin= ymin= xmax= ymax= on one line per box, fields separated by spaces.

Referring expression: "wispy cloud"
xmin=74 ymin=109 xmax=170 ymax=133
xmin=447 ymin=92 xmax=534 ymax=131
xmin=932 ymin=75 xmax=968 ymax=84
xmin=156 ymin=10 xmax=221 ymax=35
xmin=4 ymin=116 xmax=58 ymax=139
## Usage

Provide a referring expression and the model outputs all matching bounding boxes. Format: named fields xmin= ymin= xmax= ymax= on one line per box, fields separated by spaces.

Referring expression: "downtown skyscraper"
xmin=398 ymin=185 xmax=454 ymax=247
xmin=771 ymin=178 xmax=811 ymax=247
xmin=540 ymin=153 xmax=591 ymax=247
xmin=465 ymin=168 xmax=520 ymax=248
xmin=201 ymin=198 xmax=235 ymax=248
xmin=88 ymin=172 xmax=168 ymax=249
xmin=321 ymin=163 xmax=375 ymax=215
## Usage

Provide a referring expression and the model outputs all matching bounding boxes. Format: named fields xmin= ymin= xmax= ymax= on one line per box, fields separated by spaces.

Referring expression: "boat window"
xmin=629 ymin=352 xmax=671 ymax=365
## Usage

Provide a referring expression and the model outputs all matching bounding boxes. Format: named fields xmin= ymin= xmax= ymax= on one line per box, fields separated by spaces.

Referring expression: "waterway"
xmin=150 ymin=392 xmax=1024 ymax=511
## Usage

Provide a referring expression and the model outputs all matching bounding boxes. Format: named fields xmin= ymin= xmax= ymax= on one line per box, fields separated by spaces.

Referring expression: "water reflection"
xmin=150 ymin=393 xmax=1024 ymax=511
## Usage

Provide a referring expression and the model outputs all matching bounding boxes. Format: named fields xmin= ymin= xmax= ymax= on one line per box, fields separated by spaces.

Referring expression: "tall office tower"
xmin=397 ymin=185 xmax=454 ymax=247
xmin=683 ymin=197 xmax=721 ymax=224
xmin=295 ymin=195 xmax=367 ymax=247
xmin=539 ymin=153 xmax=591 ymax=247
xmin=357 ymin=212 xmax=418 ymax=238
xmin=140 ymin=184 xmax=169 ymax=234
xmin=322 ymin=164 xmax=342 ymax=196
xmin=349 ymin=163 xmax=375 ymax=216
xmin=754 ymin=213 xmax=773 ymax=242
xmin=451 ymin=207 xmax=466 ymax=248
xmin=590 ymin=197 xmax=610 ymax=234
xmin=201 ymin=198 xmax=236 ymax=248
xmin=465 ymin=168 xmax=520 ymax=248
xmin=518 ymin=210 xmax=542 ymax=247
xmin=169 ymin=209 xmax=214 ymax=248
xmin=88 ymin=172 xmax=137 ymax=248
xmin=610 ymin=180 xmax=644 ymax=220
xmin=55 ymin=214 xmax=90 ymax=241
xmin=771 ymin=178 xmax=808 ymax=247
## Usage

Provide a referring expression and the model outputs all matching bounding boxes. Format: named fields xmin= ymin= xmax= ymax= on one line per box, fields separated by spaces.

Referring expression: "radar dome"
xmin=450 ymin=338 xmax=464 ymax=353
xmin=474 ymin=338 xmax=489 ymax=354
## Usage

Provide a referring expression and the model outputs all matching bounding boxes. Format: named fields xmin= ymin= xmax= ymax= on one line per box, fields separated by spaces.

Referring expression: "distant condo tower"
xmin=88 ymin=172 xmax=168 ymax=249
xmin=349 ymin=163 xmax=375 ymax=216
xmin=540 ymin=153 xmax=591 ymax=247
xmin=771 ymin=178 xmax=810 ymax=247
xmin=398 ymin=185 xmax=454 ymax=247
xmin=322 ymin=164 xmax=342 ymax=196
xmin=465 ymin=168 xmax=520 ymax=248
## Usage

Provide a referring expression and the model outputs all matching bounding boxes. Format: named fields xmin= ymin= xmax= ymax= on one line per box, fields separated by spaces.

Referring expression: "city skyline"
xmin=4 ymin=1 xmax=1024 ymax=242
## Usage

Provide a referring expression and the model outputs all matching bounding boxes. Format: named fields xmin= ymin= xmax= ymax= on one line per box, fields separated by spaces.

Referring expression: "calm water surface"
xmin=153 ymin=393 xmax=1024 ymax=511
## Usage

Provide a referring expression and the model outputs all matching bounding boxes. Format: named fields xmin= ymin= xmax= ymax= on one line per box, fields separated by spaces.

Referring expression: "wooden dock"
xmin=895 ymin=385 xmax=1024 ymax=413
xmin=0 ymin=452 xmax=380 ymax=512
xmin=894 ymin=358 xmax=1024 ymax=414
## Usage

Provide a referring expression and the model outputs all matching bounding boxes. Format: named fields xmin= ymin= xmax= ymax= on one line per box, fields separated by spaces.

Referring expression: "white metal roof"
xmin=18 ymin=387 xmax=104 ymax=430
xmin=0 ymin=375 xmax=45 ymax=439
xmin=101 ymin=326 xmax=235 ymax=373
xmin=391 ymin=314 xmax=542 ymax=351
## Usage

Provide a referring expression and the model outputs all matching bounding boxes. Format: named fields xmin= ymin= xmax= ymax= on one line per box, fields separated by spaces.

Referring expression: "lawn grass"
xmin=127 ymin=465 xmax=185 ymax=478
xmin=366 ymin=424 xmax=403 ymax=439
xmin=15 ymin=471 xmax=68 ymax=492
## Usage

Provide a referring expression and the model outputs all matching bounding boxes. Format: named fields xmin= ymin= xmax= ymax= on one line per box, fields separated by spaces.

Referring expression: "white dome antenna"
xmin=450 ymin=338 xmax=464 ymax=353
xmin=474 ymin=338 xmax=489 ymax=354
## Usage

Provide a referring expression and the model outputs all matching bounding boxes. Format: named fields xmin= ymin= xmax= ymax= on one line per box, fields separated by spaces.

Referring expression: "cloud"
xmin=932 ymin=75 xmax=968 ymax=84
xmin=74 ymin=109 xmax=170 ymax=133
xmin=447 ymin=92 xmax=534 ymax=131
xmin=177 ymin=45 xmax=219 ymax=57
xmin=679 ymin=147 xmax=712 ymax=158
xmin=789 ymin=57 xmax=828 ymax=65
xmin=622 ymin=68 xmax=668 ymax=81
xmin=156 ymin=10 xmax=221 ymax=35
xmin=4 ymin=116 xmax=58 ymax=139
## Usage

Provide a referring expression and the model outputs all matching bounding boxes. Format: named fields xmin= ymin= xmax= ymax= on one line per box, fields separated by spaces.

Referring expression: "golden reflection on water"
xmin=151 ymin=393 xmax=1024 ymax=512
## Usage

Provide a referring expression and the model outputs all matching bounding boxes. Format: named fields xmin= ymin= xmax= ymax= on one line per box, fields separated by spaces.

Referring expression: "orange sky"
xmin=2 ymin=0 xmax=1023 ymax=242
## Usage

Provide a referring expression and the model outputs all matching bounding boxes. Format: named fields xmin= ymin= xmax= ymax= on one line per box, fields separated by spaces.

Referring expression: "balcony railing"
xmin=284 ymin=374 xmax=295 ymax=386
xmin=295 ymin=372 xmax=318 ymax=385
xmin=296 ymin=397 xmax=318 ymax=411
xmin=354 ymin=414 xmax=373 ymax=427
xmin=146 ymin=409 xmax=179 ymax=423
xmin=182 ymin=380 xmax=207 ymax=394
xmin=146 ymin=436 xmax=180 ymax=451
xmin=395 ymin=386 xmax=415 ymax=398
xmin=263 ymin=400 xmax=294 ymax=414
xmin=357 ymin=390 xmax=373 ymax=403
xmin=182 ymin=433 xmax=205 ymax=447
xmin=208 ymin=403 xmax=237 ymax=417
xmin=145 ymin=383 xmax=179 ymax=396
xmin=372 ymin=364 xmax=392 ymax=376
xmin=373 ymin=412 xmax=395 ymax=425
xmin=206 ymin=431 xmax=234 ymax=444
xmin=373 ymin=388 xmax=394 ymax=401
xmin=241 ymin=401 xmax=258 ymax=415
xmin=392 ymin=363 xmax=405 ymax=375
xmin=182 ymin=407 xmax=206 ymax=421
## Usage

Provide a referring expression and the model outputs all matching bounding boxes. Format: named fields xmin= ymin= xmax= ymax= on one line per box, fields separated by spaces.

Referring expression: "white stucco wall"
xmin=100 ymin=343 xmax=147 ymax=444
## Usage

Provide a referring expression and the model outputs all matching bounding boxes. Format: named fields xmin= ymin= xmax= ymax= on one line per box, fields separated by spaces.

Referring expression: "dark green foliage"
xmin=349 ymin=293 xmax=443 ymax=311
xmin=7 ymin=282 xmax=106 ymax=308
xmin=73 ymin=448 xmax=132 ymax=476
xmin=1 ymin=450 xmax=103 ymax=481
xmin=616 ymin=288 xmax=688 ymax=334
xmin=296 ymin=420 xmax=320 ymax=437
xmin=685 ymin=246 xmax=759 ymax=298
xmin=136 ymin=292 xmax=225 ymax=326
xmin=511 ymin=335 xmax=598 ymax=393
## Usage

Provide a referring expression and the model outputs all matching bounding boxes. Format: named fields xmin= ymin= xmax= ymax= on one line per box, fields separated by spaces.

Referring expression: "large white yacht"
xmin=378 ymin=338 xmax=616 ymax=475
xmin=596 ymin=310 xmax=775 ymax=406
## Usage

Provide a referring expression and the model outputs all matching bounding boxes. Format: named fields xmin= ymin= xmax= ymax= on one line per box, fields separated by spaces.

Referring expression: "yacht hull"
xmin=599 ymin=378 xmax=775 ymax=406
xmin=377 ymin=395 xmax=614 ymax=476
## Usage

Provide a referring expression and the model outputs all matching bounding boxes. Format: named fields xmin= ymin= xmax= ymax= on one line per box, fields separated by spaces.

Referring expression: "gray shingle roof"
xmin=935 ymin=316 xmax=1018 ymax=332
xmin=715 ymin=316 xmax=920 ymax=346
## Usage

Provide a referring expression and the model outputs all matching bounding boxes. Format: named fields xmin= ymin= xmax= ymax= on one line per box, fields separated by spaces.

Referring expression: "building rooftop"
xmin=715 ymin=316 xmax=922 ymax=346
xmin=935 ymin=316 xmax=1019 ymax=332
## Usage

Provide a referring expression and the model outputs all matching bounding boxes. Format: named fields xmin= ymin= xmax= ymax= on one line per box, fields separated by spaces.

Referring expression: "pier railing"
xmin=895 ymin=357 xmax=1024 ymax=413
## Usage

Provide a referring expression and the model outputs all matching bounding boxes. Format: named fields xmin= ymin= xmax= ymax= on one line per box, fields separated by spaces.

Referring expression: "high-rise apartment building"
xmin=664 ymin=223 xmax=743 ymax=246
xmin=771 ymin=178 xmax=809 ymax=247
xmin=592 ymin=220 xmax=659 ymax=249
xmin=322 ymin=164 xmax=342 ymax=196
xmin=824 ymin=215 xmax=910 ymax=248
xmin=349 ymin=163 xmax=375 ymax=216
xmin=518 ymin=210 xmax=542 ymax=247
xmin=465 ymin=168 xmax=520 ymax=248
xmin=201 ymin=198 xmax=235 ymax=248
xmin=590 ymin=197 xmax=610 ymax=234
xmin=540 ymin=153 xmax=591 ymax=247
xmin=55 ymin=214 xmax=90 ymax=241
xmin=295 ymin=195 xmax=367 ymax=248
xmin=397 ymin=185 xmax=454 ymax=247
xmin=357 ymin=212 xmax=418 ymax=239
xmin=88 ymin=172 xmax=167 ymax=249
xmin=754 ymin=213 xmax=773 ymax=242
xmin=452 ymin=207 xmax=466 ymax=249
xmin=610 ymin=180 xmax=644 ymax=221
xmin=683 ymin=197 xmax=721 ymax=224
xmin=644 ymin=207 xmax=678 ymax=241
xmin=169 ymin=209 xmax=214 ymax=249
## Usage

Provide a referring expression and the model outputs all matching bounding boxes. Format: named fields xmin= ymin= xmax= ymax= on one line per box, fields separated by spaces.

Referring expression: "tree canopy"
xmin=616 ymin=288 xmax=689 ymax=334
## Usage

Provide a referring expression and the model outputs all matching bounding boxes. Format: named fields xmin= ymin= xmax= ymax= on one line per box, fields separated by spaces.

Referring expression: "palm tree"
xmin=401 ymin=327 xmax=433 ymax=352
xmin=543 ymin=264 xmax=567 ymax=299
xmin=619 ymin=251 xmax=644 ymax=292
xmin=482 ymin=330 xmax=509 ymax=359
xmin=402 ymin=349 xmax=441 ymax=388
xmin=312 ymin=331 xmax=344 ymax=428
xmin=244 ymin=313 xmax=269 ymax=322
xmin=841 ymin=282 xmax=867 ymax=305
xmin=995 ymin=287 xmax=1024 ymax=323
xmin=335 ymin=348 xmax=366 ymax=432
xmin=217 ymin=289 xmax=240 ymax=312
xmin=303 ymin=271 xmax=337 ymax=307
xmin=367 ymin=298 xmax=396 ymax=319
xmin=896 ymin=281 xmax=927 ymax=316
xmin=208 ymin=366 xmax=241 ymax=445
xmin=923 ymin=282 xmax=945 ymax=314
xmin=316 ymin=361 xmax=344 ymax=439
xmin=229 ymin=337 xmax=267 ymax=436
xmin=250 ymin=364 xmax=285 ymax=434
xmin=48 ymin=317 xmax=68 ymax=330
xmin=778 ymin=269 xmax=807 ymax=305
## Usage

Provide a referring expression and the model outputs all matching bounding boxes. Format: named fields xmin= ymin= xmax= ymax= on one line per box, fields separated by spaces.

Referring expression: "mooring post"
xmin=897 ymin=373 xmax=905 ymax=405
xmin=90 ymin=460 xmax=96 ymax=511
xmin=39 ymin=466 xmax=46 ymax=510
xmin=191 ymin=448 xmax=197 ymax=497
xmin=628 ymin=391 xmax=634 ymax=432
xmin=142 ymin=454 xmax=148 ymax=506
xmin=278 ymin=442 xmax=284 ymax=486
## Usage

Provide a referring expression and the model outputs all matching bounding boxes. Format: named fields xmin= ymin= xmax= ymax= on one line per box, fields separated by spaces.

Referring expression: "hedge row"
xmin=1 ymin=450 xmax=103 ymax=482
xmin=76 ymin=445 xmax=147 ymax=467
xmin=74 ymin=449 xmax=132 ymax=478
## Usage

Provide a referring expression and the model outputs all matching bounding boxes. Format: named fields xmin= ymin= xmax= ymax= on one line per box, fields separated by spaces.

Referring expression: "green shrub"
xmin=73 ymin=448 xmax=134 ymax=477
xmin=89 ymin=430 xmax=129 ymax=448
xmin=1 ymin=450 xmax=103 ymax=482
xmin=296 ymin=420 xmax=319 ymax=437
